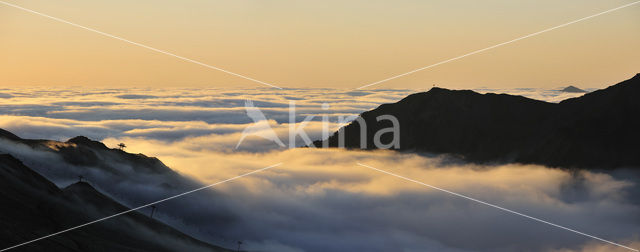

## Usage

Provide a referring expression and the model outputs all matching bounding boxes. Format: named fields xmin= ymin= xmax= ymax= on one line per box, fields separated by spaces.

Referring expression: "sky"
xmin=1 ymin=0 xmax=639 ymax=89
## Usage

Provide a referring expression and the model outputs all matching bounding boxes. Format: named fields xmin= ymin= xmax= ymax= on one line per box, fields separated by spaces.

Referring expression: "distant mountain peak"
xmin=561 ymin=86 xmax=586 ymax=93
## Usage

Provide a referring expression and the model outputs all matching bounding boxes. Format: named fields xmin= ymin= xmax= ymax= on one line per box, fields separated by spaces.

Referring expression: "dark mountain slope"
xmin=0 ymin=128 xmax=21 ymax=141
xmin=0 ymin=130 xmax=204 ymax=200
xmin=0 ymin=131 xmax=238 ymax=251
xmin=0 ymin=154 xmax=231 ymax=252
xmin=315 ymin=74 xmax=640 ymax=169
xmin=524 ymin=74 xmax=640 ymax=167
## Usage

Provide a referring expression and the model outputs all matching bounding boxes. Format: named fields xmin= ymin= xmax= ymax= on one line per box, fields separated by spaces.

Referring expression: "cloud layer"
xmin=0 ymin=86 xmax=587 ymax=145
xmin=1 ymin=87 xmax=635 ymax=252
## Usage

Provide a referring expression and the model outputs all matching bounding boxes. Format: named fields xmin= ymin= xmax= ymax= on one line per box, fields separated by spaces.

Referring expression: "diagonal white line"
xmin=356 ymin=0 xmax=640 ymax=90
xmin=356 ymin=162 xmax=639 ymax=252
xmin=0 ymin=162 xmax=283 ymax=252
xmin=0 ymin=1 xmax=282 ymax=90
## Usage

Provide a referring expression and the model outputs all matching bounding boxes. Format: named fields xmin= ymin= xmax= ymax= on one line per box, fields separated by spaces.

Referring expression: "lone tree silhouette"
xmin=236 ymin=241 xmax=243 ymax=252
xmin=117 ymin=143 xmax=126 ymax=150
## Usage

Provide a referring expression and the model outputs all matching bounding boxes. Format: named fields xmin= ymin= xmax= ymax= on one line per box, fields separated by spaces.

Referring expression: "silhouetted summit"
xmin=561 ymin=86 xmax=586 ymax=93
xmin=52 ymin=135 xmax=177 ymax=174
xmin=316 ymin=74 xmax=640 ymax=169
xmin=67 ymin=136 xmax=109 ymax=149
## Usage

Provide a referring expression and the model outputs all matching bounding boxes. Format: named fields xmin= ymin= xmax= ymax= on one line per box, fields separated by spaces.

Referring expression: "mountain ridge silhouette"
xmin=315 ymin=73 xmax=640 ymax=169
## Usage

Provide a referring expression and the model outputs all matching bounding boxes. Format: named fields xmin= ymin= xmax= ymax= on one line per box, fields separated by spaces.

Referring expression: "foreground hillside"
xmin=316 ymin=74 xmax=640 ymax=169
xmin=0 ymin=154 xmax=231 ymax=251
xmin=0 ymin=129 xmax=237 ymax=251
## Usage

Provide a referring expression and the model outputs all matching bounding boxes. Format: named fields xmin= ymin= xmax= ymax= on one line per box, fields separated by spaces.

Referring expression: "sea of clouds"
xmin=1 ymin=86 xmax=638 ymax=252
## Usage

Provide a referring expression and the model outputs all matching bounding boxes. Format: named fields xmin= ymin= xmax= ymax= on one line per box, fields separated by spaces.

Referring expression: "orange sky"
xmin=1 ymin=0 xmax=639 ymax=89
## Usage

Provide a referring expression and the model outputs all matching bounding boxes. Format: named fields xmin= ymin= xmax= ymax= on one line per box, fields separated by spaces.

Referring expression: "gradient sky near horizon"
xmin=1 ymin=0 xmax=639 ymax=89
